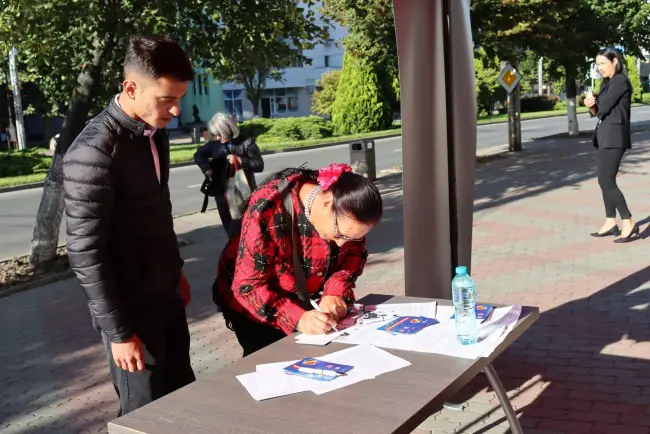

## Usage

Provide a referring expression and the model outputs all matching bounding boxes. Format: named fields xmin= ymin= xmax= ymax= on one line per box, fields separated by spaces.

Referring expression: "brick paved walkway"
xmin=2 ymin=128 xmax=650 ymax=433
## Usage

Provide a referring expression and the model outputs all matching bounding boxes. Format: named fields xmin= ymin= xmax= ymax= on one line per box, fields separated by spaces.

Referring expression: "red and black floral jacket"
xmin=215 ymin=174 xmax=368 ymax=335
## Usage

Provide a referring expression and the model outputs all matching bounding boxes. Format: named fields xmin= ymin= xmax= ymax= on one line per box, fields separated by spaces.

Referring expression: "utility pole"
xmin=499 ymin=60 xmax=522 ymax=152
xmin=8 ymin=47 xmax=26 ymax=150
xmin=538 ymin=57 xmax=543 ymax=95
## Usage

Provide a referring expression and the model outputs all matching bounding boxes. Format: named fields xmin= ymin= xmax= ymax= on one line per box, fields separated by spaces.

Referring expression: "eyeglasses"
xmin=333 ymin=211 xmax=364 ymax=242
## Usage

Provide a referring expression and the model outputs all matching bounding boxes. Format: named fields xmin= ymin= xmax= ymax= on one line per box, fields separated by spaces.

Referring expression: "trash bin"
xmin=349 ymin=140 xmax=376 ymax=181
xmin=191 ymin=127 xmax=201 ymax=144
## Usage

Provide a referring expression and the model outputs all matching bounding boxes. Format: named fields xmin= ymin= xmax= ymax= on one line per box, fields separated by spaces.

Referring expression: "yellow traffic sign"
xmin=498 ymin=63 xmax=522 ymax=94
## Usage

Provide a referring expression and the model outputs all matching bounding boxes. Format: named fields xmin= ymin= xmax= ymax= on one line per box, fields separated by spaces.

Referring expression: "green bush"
xmin=239 ymin=118 xmax=274 ymax=138
xmin=312 ymin=70 xmax=341 ymax=118
xmin=0 ymin=149 xmax=51 ymax=177
xmin=520 ymin=95 xmax=559 ymax=112
xmin=625 ymin=56 xmax=643 ymax=103
xmin=331 ymin=53 xmax=393 ymax=135
xmin=254 ymin=117 xmax=334 ymax=143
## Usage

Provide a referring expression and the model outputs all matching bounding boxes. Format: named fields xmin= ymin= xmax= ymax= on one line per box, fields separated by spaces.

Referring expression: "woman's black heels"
xmin=591 ymin=225 xmax=621 ymax=237
xmin=614 ymin=224 xmax=640 ymax=244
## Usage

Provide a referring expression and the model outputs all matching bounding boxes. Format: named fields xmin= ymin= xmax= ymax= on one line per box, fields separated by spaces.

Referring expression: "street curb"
xmin=0 ymin=237 xmax=195 ymax=298
xmin=0 ymin=181 xmax=44 ymax=194
xmin=0 ymin=269 xmax=75 ymax=299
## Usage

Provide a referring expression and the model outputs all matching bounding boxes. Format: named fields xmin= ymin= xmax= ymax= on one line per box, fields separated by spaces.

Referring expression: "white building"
xmin=181 ymin=2 xmax=348 ymax=124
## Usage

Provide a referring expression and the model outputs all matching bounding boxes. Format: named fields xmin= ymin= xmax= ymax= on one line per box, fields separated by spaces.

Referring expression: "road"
xmin=2 ymin=106 xmax=650 ymax=260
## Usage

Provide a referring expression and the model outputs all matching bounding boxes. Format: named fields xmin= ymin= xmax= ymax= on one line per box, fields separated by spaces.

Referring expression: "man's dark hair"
xmin=124 ymin=36 xmax=194 ymax=82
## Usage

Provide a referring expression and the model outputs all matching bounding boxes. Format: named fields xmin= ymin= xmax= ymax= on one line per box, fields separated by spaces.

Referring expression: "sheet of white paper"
xmin=427 ymin=305 xmax=523 ymax=359
xmin=294 ymin=329 xmax=347 ymax=346
xmin=370 ymin=302 xmax=438 ymax=318
xmin=236 ymin=371 xmax=313 ymax=401
xmin=251 ymin=345 xmax=411 ymax=397
xmin=312 ymin=344 xmax=411 ymax=394
xmin=333 ymin=304 xmax=522 ymax=359
xmin=333 ymin=302 xmax=438 ymax=347
xmin=251 ymin=359 xmax=357 ymax=396
xmin=255 ymin=359 xmax=300 ymax=373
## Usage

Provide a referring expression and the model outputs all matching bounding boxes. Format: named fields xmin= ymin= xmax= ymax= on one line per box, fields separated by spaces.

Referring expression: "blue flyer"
xmin=377 ymin=316 xmax=438 ymax=334
xmin=451 ymin=304 xmax=494 ymax=321
xmin=283 ymin=358 xmax=354 ymax=382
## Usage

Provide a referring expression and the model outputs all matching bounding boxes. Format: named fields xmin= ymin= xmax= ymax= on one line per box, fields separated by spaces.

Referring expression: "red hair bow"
xmin=317 ymin=163 xmax=353 ymax=191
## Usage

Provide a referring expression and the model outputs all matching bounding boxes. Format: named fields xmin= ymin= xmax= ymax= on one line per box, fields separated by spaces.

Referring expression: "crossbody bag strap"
xmin=279 ymin=178 xmax=310 ymax=307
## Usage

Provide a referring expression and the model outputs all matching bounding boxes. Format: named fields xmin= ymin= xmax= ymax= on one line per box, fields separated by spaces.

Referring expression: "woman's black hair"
xmin=261 ymin=167 xmax=383 ymax=224
xmin=597 ymin=47 xmax=626 ymax=78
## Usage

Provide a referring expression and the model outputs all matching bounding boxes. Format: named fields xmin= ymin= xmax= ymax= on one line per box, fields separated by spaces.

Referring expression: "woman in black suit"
xmin=584 ymin=47 xmax=639 ymax=243
xmin=193 ymin=112 xmax=264 ymax=238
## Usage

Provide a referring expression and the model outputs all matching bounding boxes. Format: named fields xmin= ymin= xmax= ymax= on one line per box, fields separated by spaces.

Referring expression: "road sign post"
xmin=498 ymin=62 xmax=522 ymax=152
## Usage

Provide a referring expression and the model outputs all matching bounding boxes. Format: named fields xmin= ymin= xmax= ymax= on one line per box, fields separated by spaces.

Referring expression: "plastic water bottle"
xmin=451 ymin=266 xmax=478 ymax=345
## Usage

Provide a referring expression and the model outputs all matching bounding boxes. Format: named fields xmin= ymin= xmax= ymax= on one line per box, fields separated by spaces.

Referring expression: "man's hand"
xmin=112 ymin=335 xmax=145 ymax=373
xmin=297 ymin=310 xmax=337 ymax=335
xmin=204 ymin=169 xmax=214 ymax=178
xmin=319 ymin=295 xmax=348 ymax=321
xmin=226 ymin=154 xmax=241 ymax=165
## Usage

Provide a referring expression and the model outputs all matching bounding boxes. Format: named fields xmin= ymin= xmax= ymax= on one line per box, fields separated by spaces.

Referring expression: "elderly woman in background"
xmin=194 ymin=112 xmax=264 ymax=238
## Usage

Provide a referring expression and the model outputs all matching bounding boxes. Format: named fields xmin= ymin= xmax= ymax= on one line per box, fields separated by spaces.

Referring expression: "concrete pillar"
xmin=393 ymin=0 xmax=477 ymax=298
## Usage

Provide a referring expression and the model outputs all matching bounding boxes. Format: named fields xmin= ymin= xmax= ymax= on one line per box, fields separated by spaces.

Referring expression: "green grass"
xmin=0 ymin=173 xmax=48 ymax=188
xmin=477 ymin=106 xmax=591 ymax=124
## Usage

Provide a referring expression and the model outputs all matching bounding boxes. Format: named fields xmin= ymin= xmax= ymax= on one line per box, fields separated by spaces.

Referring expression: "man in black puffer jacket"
xmin=63 ymin=36 xmax=196 ymax=416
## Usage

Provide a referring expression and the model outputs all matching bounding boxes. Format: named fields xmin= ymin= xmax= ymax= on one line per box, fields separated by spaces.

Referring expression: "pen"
xmin=310 ymin=299 xmax=340 ymax=332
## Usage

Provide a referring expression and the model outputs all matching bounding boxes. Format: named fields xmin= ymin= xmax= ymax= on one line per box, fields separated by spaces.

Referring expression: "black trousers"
xmin=101 ymin=299 xmax=196 ymax=416
xmin=225 ymin=309 xmax=286 ymax=357
xmin=597 ymin=147 xmax=631 ymax=219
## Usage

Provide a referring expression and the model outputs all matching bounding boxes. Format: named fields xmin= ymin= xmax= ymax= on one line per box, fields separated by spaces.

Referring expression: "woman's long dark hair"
xmin=260 ymin=167 xmax=383 ymax=224
xmin=597 ymin=47 xmax=626 ymax=79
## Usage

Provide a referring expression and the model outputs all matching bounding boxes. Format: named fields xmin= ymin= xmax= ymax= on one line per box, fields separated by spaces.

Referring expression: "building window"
xmin=289 ymin=55 xmax=303 ymax=68
xmin=262 ymin=88 xmax=300 ymax=116
xmin=223 ymin=90 xmax=243 ymax=119
xmin=324 ymin=56 xmax=330 ymax=68
xmin=275 ymin=88 xmax=287 ymax=113
xmin=287 ymin=89 xmax=299 ymax=112
xmin=193 ymin=73 xmax=209 ymax=96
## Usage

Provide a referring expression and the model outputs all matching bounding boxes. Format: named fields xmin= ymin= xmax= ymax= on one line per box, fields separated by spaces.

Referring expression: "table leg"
xmin=483 ymin=363 xmax=523 ymax=434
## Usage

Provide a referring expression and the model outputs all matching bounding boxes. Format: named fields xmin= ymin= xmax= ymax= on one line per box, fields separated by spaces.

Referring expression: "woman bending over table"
xmin=212 ymin=163 xmax=383 ymax=356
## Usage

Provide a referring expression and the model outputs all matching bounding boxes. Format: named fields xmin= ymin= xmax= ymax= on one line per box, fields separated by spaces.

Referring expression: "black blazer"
xmin=593 ymin=73 xmax=632 ymax=150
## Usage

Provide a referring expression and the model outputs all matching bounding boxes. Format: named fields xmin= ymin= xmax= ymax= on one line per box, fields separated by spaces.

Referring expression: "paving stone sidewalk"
xmin=3 ymin=128 xmax=650 ymax=433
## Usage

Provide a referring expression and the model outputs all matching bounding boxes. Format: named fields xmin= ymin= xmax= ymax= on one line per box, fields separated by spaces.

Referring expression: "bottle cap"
xmin=455 ymin=266 xmax=467 ymax=275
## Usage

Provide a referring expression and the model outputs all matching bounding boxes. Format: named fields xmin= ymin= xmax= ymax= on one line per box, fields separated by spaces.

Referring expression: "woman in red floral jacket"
xmin=213 ymin=164 xmax=383 ymax=355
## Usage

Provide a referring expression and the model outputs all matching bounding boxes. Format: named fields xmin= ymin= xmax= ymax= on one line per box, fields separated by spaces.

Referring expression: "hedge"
xmin=520 ymin=95 xmax=560 ymax=112
xmin=239 ymin=116 xmax=334 ymax=143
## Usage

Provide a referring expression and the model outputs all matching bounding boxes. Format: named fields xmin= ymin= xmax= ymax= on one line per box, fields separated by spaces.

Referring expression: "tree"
xmin=625 ymin=56 xmax=643 ymax=102
xmin=201 ymin=1 xmax=327 ymax=116
xmin=311 ymin=70 xmax=341 ymax=118
xmin=331 ymin=53 xmax=392 ymax=134
xmin=474 ymin=48 xmax=505 ymax=116
xmin=0 ymin=0 xmax=323 ymax=265
xmin=322 ymin=0 xmax=399 ymax=110
xmin=471 ymin=0 xmax=650 ymax=136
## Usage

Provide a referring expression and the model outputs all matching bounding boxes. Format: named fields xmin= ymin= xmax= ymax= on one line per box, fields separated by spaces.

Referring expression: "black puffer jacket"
xmin=63 ymin=97 xmax=182 ymax=343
